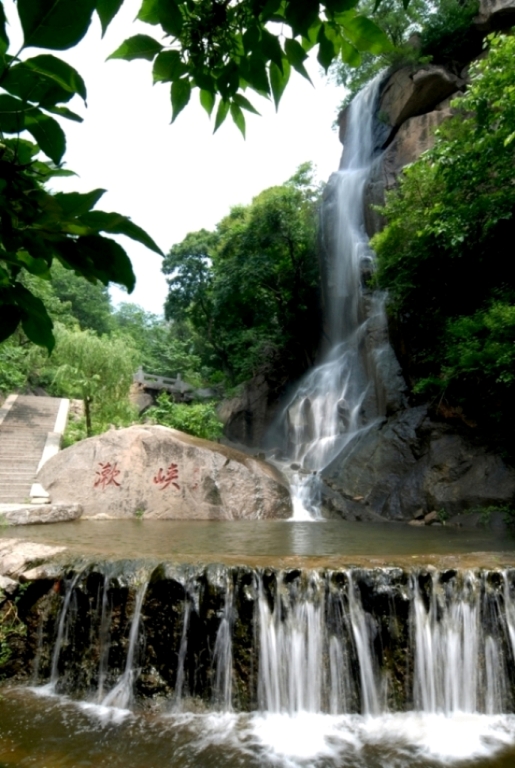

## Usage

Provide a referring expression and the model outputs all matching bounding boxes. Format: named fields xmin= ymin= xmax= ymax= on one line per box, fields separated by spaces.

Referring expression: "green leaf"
xmin=240 ymin=55 xmax=270 ymax=95
xmin=230 ymin=102 xmax=246 ymax=138
xmin=326 ymin=0 xmax=361 ymax=11
xmin=317 ymin=24 xmax=335 ymax=71
xmin=96 ymin=0 xmax=124 ymax=36
xmin=15 ymin=250 xmax=51 ymax=277
xmin=18 ymin=0 xmax=96 ymax=50
xmin=78 ymin=210 xmax=163 ymax=255
xmin=341 ymin=15 xmax=392 ymax=54
xmin=153 ymin=50 xmax=186 ymax=82
xmin=137 ymin=0 xmax=160 ymax=24
xmin=340 ymin=39 xmax=361 ymax=67
xmin=53 ymin=189 xmax=106 ymax=217
xmin=108 ymin=34 xmax=163 ymax=62
xmin=0 ymin=302 xmax=22 ymax=344
xmin=25 ymin=111 xmax=66 ymax=164
xmin=233 ymin=93 xmax=260 ymax=115
xmin=284 ymin=38 xmax=307 ymax=67
xmin=56 ymin=235 xmax=136 ymax=292
xmin=46 ymin=105 xmax=83 ymax=122
xmin=214 ymin=99 xmax=230 ymax=133
xmin=284 ymin=0 xmax=320 ymax=36
xmin=13 ymin=284 xmax=54 ymax=351
xmin=2 ymin=62 xmax=73 ymax=108
xmin=0 ymin=2 xmax=9 ymax=55
xmin=260 ymin=29 xmax=284 ymax=69
xmin=199 ymin=88 xmax=215 ymax=116
xmin=23 ymin=54 xmax=87 ymax=101
xmin=217 ymin=62 xmax=240 ymax=98
xmin=157 ymin=0 xmax=183 ymax=36
xmin=171 ymin=78 xmax=191 ymax=122
xmin=269 ymin=59 xmax=291 ymax=109
xmin=0 ymin=94 xmax=29 ymax=133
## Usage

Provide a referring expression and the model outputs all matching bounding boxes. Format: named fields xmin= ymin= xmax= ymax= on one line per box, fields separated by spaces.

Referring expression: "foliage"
xmin=332 ymin=0 xmax=429 ymax=108
xmin=51 ymin=262 xmax=114 ymax=334
xmin=146 ymin=391 xmax=223 ymax=440
xmin=163 ymin=163 xmax=321 ymax=384
xmin=112 ymin=0 xmax=393 ymax=137
xmin=0 ymin=0 xmax=400 ymax=351
xmin=372 ymin=34 xmax=515 ymax=444
xmin=61 ymin=413 xmax=89 ymax=448
xmin=419 ymin=0 xmax=480 ymax=65
xmin=52 ymin=324 xmax=139 ymax=435
xmin=332 ymin=0 xmax=479 ymax=110
xmin=112 ymin=302 xmax=202 ymax=380
xmin=0 ymin=1 xmax=163 ymax=352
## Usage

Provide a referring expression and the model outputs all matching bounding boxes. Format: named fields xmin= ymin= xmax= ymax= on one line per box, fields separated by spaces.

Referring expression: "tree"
xmin=52 ymin=325 xmax=138 ymax=435
xmin=163 ymin=163 xmax=321 ymax=383
xmin=0 ymin=0 xmax=396 ymax=352
xmin=51 ymin=262 xmax=114 ymax=335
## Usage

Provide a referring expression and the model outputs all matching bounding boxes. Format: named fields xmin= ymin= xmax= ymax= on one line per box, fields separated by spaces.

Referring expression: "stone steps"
xmin=0 ymin=395 xmax=69 ymax=504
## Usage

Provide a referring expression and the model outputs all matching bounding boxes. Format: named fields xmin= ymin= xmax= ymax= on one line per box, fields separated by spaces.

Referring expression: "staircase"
xmin=0 ymin=395 xmax=69 ymax=504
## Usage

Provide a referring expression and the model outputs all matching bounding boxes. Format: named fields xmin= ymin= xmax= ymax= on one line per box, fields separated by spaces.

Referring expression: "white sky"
xmin=5 ymin=0 xmax=344 ymax=314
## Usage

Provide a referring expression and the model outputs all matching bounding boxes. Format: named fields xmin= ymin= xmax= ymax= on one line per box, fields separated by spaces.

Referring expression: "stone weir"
xmin=4 ymin=552 xmax=515 ymax=717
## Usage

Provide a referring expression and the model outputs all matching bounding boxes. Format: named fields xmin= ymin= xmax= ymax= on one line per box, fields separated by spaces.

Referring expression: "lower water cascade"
xmin=9 ymin=562 xmax=515 ymax=766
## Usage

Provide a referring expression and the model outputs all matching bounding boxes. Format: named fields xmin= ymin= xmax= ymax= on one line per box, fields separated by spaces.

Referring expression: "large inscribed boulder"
xmin=37 ymin=425 xmax=292 ymax=520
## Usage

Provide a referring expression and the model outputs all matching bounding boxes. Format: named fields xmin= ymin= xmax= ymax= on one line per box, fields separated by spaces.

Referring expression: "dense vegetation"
xmin=333 ymin=0 xmax=481 ymax=108
xmin=373 ymin=33 xmax=515 ymax=450
xmin=163 ymin=163 xmax=322 ymax=386
xmin=0 ymin=0 xmax=395 ymax=354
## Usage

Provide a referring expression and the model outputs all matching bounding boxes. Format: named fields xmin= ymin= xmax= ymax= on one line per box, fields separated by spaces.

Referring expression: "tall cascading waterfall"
xmin=34 ymin=565 xmax=515 ymax=718
xmin=269 ymin=75 xmax=394 ymax=519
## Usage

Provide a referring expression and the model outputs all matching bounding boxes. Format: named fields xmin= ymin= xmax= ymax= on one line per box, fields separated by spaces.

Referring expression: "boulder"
xmin=37 ymin=425 xmax=292 ymax=520
xmin=0 ymin=504 xmax=82 ymax=526
xmin=474 ymin=0 xmax=515 ymax=31
xmin=218 ymin=373 xmax=275 ymax=447
xmin=322 ymin=408 xmax=515 ymax=521
xmin=0 ymin=539 xmax=66 ymax=578
xmin=378 ymin=65 xmax=463 ymax=141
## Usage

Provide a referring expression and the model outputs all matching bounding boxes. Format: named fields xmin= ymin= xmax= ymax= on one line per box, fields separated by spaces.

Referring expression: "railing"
xmin=133 ymin=367 xmax=192 ymax=394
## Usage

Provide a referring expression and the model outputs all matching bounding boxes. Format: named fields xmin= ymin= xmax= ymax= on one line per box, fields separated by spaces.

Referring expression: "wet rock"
xmin=0 ymin=503 xmax=82 ymax=526
xmin=0 ymin=574 xmax=17 ymax=595
xmin=322 ymin=407 xmax=515 ymax=522
xmin=218 ymin=373 xmax=275 ymax=447
xmin=37 ymin=425 xmax=292 ymax=520
xmin=424 ymin=511 xmax=439 ymax=525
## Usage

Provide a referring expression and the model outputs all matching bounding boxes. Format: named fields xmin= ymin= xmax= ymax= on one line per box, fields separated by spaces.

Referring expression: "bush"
xmin=373 ymin=33 xmax=515 ymax=447
xmin=145 ymin=393 xmax=223 ymax=441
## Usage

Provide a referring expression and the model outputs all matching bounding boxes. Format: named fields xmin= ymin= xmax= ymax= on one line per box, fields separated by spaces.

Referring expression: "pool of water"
xmin=2 ymin=687 xmax=515 ymax=768
xmin=2 ymin=519 xmax=515 ymax=563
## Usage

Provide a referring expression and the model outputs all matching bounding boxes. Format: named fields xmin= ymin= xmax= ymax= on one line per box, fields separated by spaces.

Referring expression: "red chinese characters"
xmin=153 ymin=463 xmax=180 ymax=491
xmin=94 ymin=462 xmax=121 ymax=489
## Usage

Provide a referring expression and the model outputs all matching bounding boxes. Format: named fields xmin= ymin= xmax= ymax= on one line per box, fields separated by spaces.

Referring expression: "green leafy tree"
xmin=50 ymin=262 xmax=114 ymax=335
xmin=372 ymin=33 xmax=515 ymax=442
xmin=112 ymin=302 xmax=202 ymax=379
xmin=52 ymin=324 xmax=138 ymax=436
xmin=163 ymin=164 xmax=321 ymax=384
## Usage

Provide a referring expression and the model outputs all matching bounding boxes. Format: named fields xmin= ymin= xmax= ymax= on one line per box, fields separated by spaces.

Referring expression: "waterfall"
xmin=269 ymin=75 xmax=388 ymax=518
xmin=37 ymin=565 xmax=515 ymax=719
xmin=101 ymin=581 xmax=148 ymax=709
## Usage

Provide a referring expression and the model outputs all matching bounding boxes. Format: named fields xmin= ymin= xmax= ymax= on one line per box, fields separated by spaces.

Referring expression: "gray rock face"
xmin=0 ymin=504 xmax=82 ymax=526
xmin=218 ymin=373 xmax=275 ymax=447
xmin=0 ymin=538 xmax=66 ymax=578
xmin=322 ymin=408 xmax=515 ymax=521
xmin=37 ymin=425 xmax=292 ymax=520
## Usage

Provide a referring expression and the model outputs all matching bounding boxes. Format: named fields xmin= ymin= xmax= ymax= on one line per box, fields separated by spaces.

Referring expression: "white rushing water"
xmin=25 ymin=567 xmax=515 ymax=767
xmin=270 ymin=76 xmax=387 ymax=519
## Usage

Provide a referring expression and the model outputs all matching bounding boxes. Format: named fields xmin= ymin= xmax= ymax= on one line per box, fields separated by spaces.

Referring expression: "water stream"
xmin=6 ymin=564 xmax=515 ymax=766
xmin=269 ymin=76 xmax=387 ymax=519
